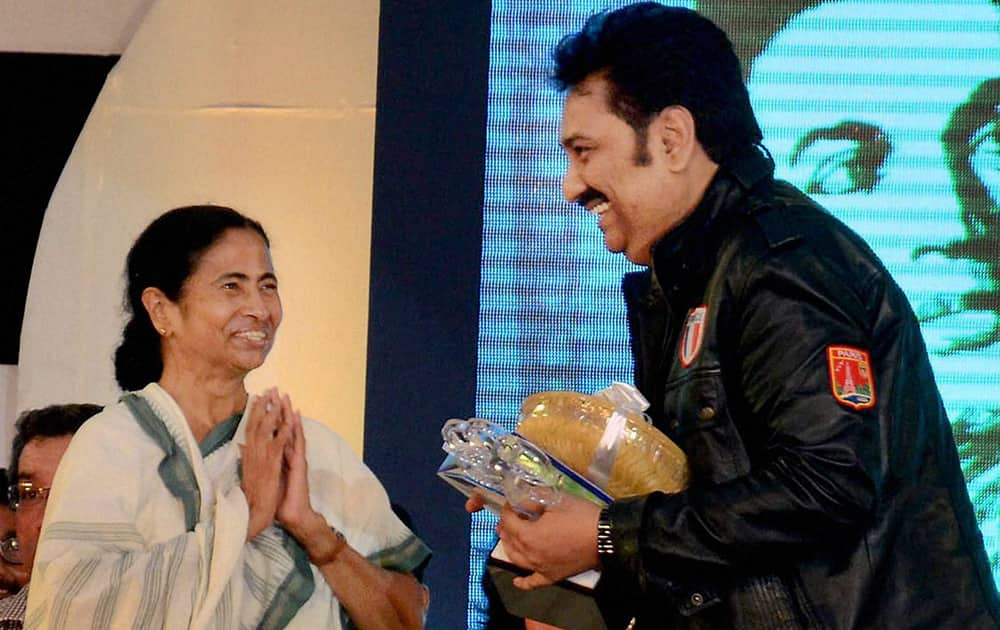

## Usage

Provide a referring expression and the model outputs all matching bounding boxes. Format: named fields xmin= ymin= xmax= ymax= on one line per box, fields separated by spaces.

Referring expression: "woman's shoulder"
xmin=75 ymin=398 xmax=141 ymax=434
xmin=300 ymin=417 xmax=386 ymax=486
xmin=68 ymin=396 xmax=165 ymax=456
xmin=300 ymin=417 xmax=356 ymax=457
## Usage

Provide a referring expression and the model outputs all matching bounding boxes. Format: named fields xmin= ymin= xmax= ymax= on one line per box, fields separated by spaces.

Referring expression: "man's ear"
xmin=140 ymin=287 xmax=175 ymax=336
xmin=654 ymin=105 xmax=699 ymax=172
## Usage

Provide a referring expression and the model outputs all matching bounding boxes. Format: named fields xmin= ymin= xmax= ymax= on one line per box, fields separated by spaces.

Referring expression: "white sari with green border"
xmin=25 ymin=383 xmax=429 ymax=629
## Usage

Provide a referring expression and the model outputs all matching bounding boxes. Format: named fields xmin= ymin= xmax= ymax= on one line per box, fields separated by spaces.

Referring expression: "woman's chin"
xmin=228 ymin=349 xmax=272 ymax=375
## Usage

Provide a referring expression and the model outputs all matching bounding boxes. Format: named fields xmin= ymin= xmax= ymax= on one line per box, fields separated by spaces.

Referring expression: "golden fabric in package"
xmin=516 ymin=388 xmax=689 ymax=498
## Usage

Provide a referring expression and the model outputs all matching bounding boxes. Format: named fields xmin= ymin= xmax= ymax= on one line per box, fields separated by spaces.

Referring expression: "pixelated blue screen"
xmin=472 ymin=0 xmax=1000 ymax=626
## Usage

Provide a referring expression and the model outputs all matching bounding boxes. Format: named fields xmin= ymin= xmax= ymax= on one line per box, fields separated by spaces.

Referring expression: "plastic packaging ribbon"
xmin=588 ymin=382 xmax=650 ymax=489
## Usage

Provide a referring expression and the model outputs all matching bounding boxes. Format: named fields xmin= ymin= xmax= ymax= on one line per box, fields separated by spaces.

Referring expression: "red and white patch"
xmin=827 ymin=345 xmax=876 ymax=410
xmin=679 ymin=306 xmax=707 ymax=367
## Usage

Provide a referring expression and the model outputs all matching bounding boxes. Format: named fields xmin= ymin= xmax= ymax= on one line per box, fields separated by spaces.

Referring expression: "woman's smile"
xmin=163 ymin=227 xmax=283 ymax=379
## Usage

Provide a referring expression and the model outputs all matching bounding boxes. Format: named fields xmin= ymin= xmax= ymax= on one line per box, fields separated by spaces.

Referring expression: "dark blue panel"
xmin=368 ymin=2 xmax=490 ymax=629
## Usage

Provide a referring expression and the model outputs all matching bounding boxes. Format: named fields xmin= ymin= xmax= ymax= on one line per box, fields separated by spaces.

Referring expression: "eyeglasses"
xmin=8 ymin=481 xmax=51 ymax=512
xmin=0 ymin=536 xmax=20 ymax=565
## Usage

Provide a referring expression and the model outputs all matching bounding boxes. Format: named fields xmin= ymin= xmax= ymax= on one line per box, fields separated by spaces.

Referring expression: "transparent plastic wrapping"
xmin=516 ymin=383 xmax=689 ymax=499
xmin=439 ymin=417 xmax=609 ymax=518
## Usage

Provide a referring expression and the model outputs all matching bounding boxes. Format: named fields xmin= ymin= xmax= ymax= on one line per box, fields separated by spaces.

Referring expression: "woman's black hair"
xmin=114 ymin=205 xmax=269 ymax=391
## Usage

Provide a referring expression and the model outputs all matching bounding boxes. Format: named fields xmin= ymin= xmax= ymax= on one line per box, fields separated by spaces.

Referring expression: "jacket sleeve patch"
xmin=827 ymin=345 xmax=876 ymax=410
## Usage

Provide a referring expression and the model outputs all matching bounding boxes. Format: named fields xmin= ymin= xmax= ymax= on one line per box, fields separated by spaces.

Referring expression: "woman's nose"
xmin=243 ymin=289 xmax=268 ymax=318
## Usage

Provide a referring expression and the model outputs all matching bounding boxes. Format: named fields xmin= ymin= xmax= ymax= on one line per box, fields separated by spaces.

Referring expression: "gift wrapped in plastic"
xmin=516 ymin=382 xmax=689 ymax=499
xmin=438 ymin=383 xmax=688 ymax=630
xmin=438 ymin=416 xmax=611 ymax=518
xmin=438 ymin=382 xmax=688 ymax=514
xmin=437 ymin=412 xmax=612 ymax=629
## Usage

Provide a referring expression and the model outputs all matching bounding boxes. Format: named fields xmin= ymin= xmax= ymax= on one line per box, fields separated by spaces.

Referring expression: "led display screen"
xmin=474 ymin=0 xmax=1000 ymax=626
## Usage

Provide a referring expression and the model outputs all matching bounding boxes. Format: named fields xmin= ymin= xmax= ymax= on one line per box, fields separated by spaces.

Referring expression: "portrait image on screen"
xmin=473 ymin=0 xmax=1000 ymax=626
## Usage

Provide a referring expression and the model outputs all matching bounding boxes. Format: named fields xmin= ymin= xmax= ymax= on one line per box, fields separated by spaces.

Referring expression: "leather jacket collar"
xmin=640 ymin=149 xmax=775 ymax=304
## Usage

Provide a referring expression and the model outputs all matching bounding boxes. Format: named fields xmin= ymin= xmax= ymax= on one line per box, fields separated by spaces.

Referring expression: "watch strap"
xmin=597 ymin=506 xmax=614 ymax=557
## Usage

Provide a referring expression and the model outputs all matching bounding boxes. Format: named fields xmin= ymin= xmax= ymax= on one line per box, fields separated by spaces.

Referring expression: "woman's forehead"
xmin=192 ymin=228 xmax=274 ymax=276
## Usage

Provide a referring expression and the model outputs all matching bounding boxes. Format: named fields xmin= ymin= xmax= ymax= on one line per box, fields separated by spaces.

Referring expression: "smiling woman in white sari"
xmin=24 ymin=205 xmax=431 ymax=629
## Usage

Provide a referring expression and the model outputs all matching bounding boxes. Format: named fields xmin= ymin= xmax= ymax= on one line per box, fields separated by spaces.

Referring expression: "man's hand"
xmin=465 ymin=495 xmax=487 ymax=514
xmin=495 ymin=494 xmax=602 ymax=590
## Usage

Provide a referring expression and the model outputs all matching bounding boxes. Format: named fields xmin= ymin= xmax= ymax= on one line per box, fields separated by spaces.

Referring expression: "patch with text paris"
xmin=827 ymin=345 xmax=875 ymax=410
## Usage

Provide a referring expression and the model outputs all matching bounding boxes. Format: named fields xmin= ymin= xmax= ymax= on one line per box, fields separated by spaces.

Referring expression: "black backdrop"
xmin=0 ymin=53 xmax=118 ymax=365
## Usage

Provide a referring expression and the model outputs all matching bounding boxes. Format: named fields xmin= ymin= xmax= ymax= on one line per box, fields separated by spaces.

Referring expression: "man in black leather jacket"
xmin=490 ymin=4 xmax=1000 ymax=628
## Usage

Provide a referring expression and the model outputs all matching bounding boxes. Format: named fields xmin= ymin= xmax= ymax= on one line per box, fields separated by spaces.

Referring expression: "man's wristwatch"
xmin=597 ymin=507 xmax=614 ymax=557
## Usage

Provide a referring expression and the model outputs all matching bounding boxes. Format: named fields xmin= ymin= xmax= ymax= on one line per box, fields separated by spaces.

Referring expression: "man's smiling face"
xmin=559 ymin=73 xmax=700 ymax=266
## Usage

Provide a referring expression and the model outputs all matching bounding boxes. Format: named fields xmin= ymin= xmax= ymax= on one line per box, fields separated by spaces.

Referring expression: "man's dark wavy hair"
xmin=551 ymin=2 xmax=763 ymax=165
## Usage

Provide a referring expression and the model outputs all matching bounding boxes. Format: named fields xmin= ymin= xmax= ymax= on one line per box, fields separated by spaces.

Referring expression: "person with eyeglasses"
xmin=0 ymin=404 xmax=101 ymax=630
xmin=24 ymin=206 xmax=430 ymax=630
xmin=0 ymin=469 xmax=26 ymax=601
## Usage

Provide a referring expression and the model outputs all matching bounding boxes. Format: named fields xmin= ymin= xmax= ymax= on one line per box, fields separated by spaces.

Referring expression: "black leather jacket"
xmin=594 ymin=150 xmax=1000 ymax=629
